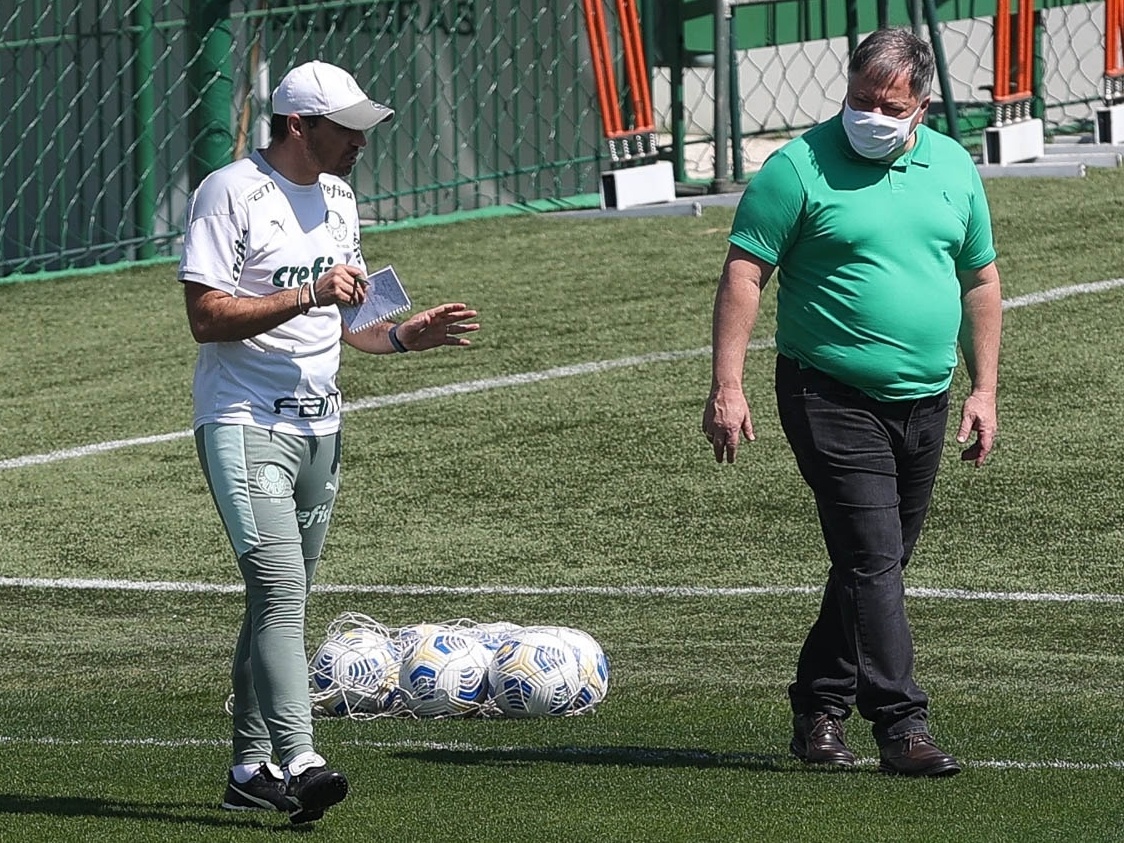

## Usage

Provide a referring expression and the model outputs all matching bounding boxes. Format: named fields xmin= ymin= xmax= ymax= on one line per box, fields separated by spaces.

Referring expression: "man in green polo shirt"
xmin=702 ymin=27 xmax=1001 ymax=777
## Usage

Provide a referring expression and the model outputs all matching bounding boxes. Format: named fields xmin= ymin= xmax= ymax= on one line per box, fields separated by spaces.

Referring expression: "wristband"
xmin=298 ymin=282 xmax=312 ymax=314
xmin=308 ymin=281 xmax=320 ymax=307
xmin=388 ymin=323 xmax=409 ymax=353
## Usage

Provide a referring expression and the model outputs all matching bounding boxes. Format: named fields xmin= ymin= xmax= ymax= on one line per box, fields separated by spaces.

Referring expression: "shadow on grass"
xmin=0 ymin=794 xmax=310 ymax=832
xmin=391 ymin=744 xmax=859 ymax=773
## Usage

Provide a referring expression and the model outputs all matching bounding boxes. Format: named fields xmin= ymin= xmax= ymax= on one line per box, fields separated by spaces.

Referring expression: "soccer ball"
xmin=465 ymin=621 xmax=523 ymax=651
xmin=398 ymin=630 xmax=492 ymax=717
xmin=537 ymin=625 xmax=610 ymax=712
xmin=488 ymin=629 xmax=582 ymax=718
xmin=396 ymin=622 xmax=453 ymax=650
xmin=310 ymin=628 xmax=400 ymax=716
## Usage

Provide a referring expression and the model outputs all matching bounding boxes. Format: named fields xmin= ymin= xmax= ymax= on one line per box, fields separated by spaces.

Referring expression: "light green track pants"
xmin=195 ymin=423 xmax=341 ymax=768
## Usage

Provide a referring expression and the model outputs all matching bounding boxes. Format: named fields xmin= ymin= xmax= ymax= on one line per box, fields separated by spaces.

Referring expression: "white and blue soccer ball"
xmin=310 ymin=628 xmax=400 ymax=716
xmin=396 ymin=622 xmax=454 ymax=651
xmin=537 ymin=626 xmax=610 ymax=712
xmin=488 ymin=628 xmax=582 ymax=718
xmin=398 ymin=630 xmax=492 ymax=717
xmin=465 ymin=621 xmax=523 ymax=651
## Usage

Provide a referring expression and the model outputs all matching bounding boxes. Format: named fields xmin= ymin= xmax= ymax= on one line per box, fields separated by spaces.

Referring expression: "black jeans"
xmin=774 ymin=354 xmax=949 ymax=745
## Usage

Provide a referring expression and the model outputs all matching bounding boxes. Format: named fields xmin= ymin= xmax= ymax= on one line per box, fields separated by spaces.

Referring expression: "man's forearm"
xmin=959 ymin=264 xmax=1002 ymax=392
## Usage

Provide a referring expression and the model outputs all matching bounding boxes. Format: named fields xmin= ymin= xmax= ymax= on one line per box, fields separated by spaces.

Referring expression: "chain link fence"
xmin=1 ymin=0 xmax=603 ymax=278
xmin=0 ymin=1 xmax=1114 ymax=278
xmin=656 ymin=1 xmax=1108 ymax=181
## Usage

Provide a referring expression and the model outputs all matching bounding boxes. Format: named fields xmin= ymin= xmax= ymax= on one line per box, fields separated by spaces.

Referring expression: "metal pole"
xmin=662 ymin=0 xmax=687 ymax=182
xmin=669 ymin=9 xmax=687 ymax=181
xmin=712 ymin=0 xmax=732 ymax=193
xmin=132 ymin=0 xmax=156 ymax=259
xmin=187 ymin=0 xmax=234 ymax=190
xmin=639 ymin=0 xmax=657 ymax=108
xmin=877 ymin=0 xmax=889 ymax=29
xmin=911 ymin=0 xmax=923 ymax=36
xmin=846 ymin=0 xmax=859 ymax=56
xmin=924 ymin=0 xmax=961 ymax=144
xmin=1032 ymin=9 xmax=1045 ymax=120
xmin=729 ymin=9 xmax=743 ymax=182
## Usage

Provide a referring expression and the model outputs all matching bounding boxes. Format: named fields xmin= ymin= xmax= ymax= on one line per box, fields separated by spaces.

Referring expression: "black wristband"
xmin=388 ymin=323 xmax=409 ymax=353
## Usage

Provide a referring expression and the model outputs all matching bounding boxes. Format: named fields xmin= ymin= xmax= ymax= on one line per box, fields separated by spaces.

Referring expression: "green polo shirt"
xmin=729 ymin=116 xmax=996 ymax=401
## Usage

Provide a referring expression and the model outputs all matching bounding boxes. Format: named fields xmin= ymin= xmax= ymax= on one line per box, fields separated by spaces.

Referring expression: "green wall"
xmin=654 ymin=0 xmax=1090 ymax=60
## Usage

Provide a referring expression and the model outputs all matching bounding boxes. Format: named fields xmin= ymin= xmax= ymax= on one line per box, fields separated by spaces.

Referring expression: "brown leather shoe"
xmin=790 ymin=712 xmax=856 ymax=767
xmin=878 ymin=733 xmax=961 ymax=777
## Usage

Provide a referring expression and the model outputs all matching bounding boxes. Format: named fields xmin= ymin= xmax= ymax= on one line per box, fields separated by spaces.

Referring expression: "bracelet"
xmin=388 ymin=323 xmax=409 ymax=353
xmin=298 ymin=282 xmax=312 ymax=314
xmin=308 ymin=281 xmax=320 ymax=308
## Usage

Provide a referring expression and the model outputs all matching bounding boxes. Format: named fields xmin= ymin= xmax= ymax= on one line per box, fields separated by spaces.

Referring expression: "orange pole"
xmin=993 ymin=0 xmax=1034 ymax=103
xmin=1119 ymin=0 xmax=1124 ymax=74
xmin=615 ymin=0 xmax=654 ymax=130
xmin=593 ymin=1 xmax=624 ymax=134
xmin=581 ymin=0 xmax=622 ymax=135
xmin=994 ymin=0 xmax=1011 ymax=102
xmin=1109 ymin=0 xmax=1117 ymax=76
xmin=1109 ymin=0 xmax=1124 ymax=76
xmin=582 ymin=0 xmax=659 ymax=149
xmin=1017 ymin=0 xmax=1033 ymax=96
xmin=626 ymin=0 xmax=654 ymax=127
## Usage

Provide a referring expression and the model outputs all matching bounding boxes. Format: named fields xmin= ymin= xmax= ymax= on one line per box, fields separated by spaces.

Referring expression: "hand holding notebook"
xmin=338 ymin=265 xmax=412 ymax=333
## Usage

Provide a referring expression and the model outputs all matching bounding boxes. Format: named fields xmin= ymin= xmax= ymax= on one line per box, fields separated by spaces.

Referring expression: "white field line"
xmin=0 ymin=346 xmax=730 ymax=471
xmin=0 ymin=734 xmax=1118 ymax=772
xmin=3 ymin=276 xmax=1123 ymax=473
xmin=1 ymin=576 xmax=1122 ymax=604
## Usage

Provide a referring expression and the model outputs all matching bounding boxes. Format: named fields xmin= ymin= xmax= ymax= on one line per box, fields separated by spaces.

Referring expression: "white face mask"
xmin=842 ymin=101 xmax=921 ymax=160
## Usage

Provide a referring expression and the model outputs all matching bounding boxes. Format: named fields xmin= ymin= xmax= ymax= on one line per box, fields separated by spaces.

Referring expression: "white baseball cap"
xmin=271 ymin=60 xmax=394 ymax=131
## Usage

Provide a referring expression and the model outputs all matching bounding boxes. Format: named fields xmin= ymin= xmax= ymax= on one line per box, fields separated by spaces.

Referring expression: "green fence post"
xmin=877 ymin=0 xmax=889 ymax=28
xmin=133 ymin=0 xmax=156 ymax=259
xmin=667 ymin=2 xmax=687 ymax=182
xmin=712 ymin=0 xmax=732 ymax=193
xmin=1032 ymin=8 xmax=1045 ymax=122
xmin=187 ymin=0 xmax=234 ymax=189
xmin=640 ymin=0 xmax=657 ymax=112
xmin=846 ymin=0 xmax=859 ymax=56
xmin=728 ymin=8 xmax=742 ymax=182
xmin=925 ymin=0 xmax=961 ymax=145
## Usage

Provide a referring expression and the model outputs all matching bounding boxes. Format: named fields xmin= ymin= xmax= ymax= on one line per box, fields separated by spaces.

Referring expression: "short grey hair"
xmin=848 ymin=28 xmax=935 ymax=100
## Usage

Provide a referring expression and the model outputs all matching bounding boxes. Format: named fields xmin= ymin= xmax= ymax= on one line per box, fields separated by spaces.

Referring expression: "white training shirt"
xmin=178 ymin=150 xmax=366 ymax=436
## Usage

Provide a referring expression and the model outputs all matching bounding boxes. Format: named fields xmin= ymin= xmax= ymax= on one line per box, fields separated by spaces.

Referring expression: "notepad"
xmin=338 ymin=265 xmax=412 ymax=333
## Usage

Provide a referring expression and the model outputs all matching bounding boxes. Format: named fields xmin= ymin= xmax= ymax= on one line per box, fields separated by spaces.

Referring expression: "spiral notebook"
xmin=338 ymin=265 xmax=412 ymax=333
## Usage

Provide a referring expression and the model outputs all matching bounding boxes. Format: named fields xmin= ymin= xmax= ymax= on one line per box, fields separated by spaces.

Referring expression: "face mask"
xmin=842 ymin=101 xmax=921 ymax=160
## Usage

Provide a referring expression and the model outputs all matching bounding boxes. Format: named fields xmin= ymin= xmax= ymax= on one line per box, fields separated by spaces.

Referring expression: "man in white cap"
xmin=176 ymin=61 xmax=480 ymax=824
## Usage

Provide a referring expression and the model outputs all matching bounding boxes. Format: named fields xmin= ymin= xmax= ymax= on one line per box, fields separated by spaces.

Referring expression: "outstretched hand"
xmin=394 ymin=303 xmax=480 ymax=352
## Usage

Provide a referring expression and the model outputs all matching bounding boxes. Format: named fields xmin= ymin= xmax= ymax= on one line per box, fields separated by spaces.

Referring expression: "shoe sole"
xmin=288 ymin=775 xmax=349 ymax=824
xmin=221 ymin=800 xmax=275 ymax=812
xmin=878 ymin=760 xmax=962 ymax=777
xmin=790 ymin=740 xmax=857 ymax=768
xmin=222 ymin=784 xmax=287 ymax=812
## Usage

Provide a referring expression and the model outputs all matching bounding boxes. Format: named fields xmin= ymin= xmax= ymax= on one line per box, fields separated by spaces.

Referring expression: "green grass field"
xmin=1 ymin=168 xmax=1123 ymax=842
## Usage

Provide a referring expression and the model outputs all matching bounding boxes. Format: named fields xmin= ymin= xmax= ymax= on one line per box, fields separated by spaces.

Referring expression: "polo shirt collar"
xmin=895 ymin=125 xmax=932 ymax=169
